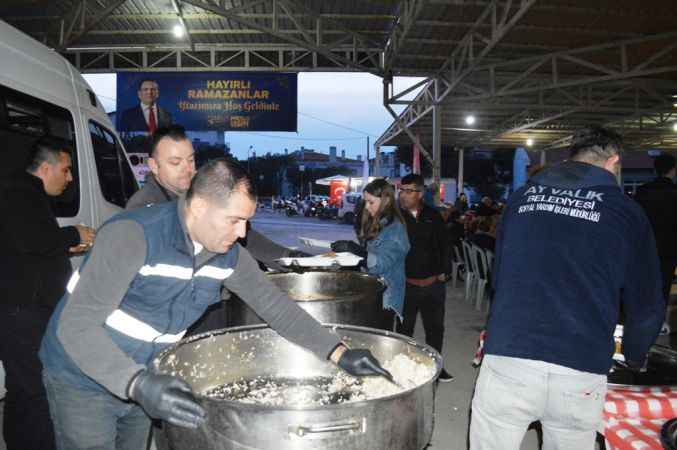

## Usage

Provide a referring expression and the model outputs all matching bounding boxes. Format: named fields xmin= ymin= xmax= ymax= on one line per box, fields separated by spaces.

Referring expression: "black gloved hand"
xmin=337 ymin=349 xmax=392 ymax=378
xmin=331 ymin=240 xmax=367 ymax=258
xmin=287 ymin=250 xmax=311 ymax=258
xmin=129 ymin=370 xmax=206 ymax=428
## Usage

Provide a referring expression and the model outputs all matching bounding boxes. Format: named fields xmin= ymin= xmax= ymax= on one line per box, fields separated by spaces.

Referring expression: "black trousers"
xmin=660 ymin=257 xmax=677 ymax=304
xmin=396 ymin=281 xmax=446 ymax=354
xmin=0 ymin=306 xmax=56 ymax=450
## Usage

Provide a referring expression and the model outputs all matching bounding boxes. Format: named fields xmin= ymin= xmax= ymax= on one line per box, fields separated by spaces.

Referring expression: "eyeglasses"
xmin=399 ymin=188 xmax=421 ymax=194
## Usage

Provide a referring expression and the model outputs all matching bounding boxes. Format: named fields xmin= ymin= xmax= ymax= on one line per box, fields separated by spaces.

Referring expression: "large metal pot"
xmin=227 ymin=271 xmax=390 ymax=329
xmin=154 ymin=324 xmax=441 ymax=450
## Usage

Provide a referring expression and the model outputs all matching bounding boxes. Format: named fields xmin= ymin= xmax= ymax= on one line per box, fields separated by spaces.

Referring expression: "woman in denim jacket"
xmin=333 ymin=179 xmax=410 ymax=322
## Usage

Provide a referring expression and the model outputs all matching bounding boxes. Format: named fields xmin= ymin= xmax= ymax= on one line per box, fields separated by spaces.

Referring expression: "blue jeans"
xmin=470 ymin=355 xmax=607 ymax=450
xmin=43 ymin=370 xmax=151 ymax=450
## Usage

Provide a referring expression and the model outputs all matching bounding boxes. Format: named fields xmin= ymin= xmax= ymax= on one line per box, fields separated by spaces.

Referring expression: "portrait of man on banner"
xmin=118 ymin=79 xmax=173 ymax=133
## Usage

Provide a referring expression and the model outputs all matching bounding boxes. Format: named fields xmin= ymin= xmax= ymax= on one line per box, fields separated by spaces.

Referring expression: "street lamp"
xmin=172 ymin=24 xmax=184 ymax=38
xmin=248 ymin=145 xmax=252 ymax=173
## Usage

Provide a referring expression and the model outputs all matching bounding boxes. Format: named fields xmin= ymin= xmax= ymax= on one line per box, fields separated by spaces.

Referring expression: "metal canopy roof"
xmin=2 ymin=0 xmax=676 ymax=151
xmin=378 ymin=0 xmax=677 ymax=151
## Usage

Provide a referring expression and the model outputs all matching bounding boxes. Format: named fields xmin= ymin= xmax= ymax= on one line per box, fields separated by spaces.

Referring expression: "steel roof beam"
xmin=426 ymin=0 xmax=667 ymax=18
xmin=415 ymin=19 xmax=641 ymax=39
xmin=462 ymin=84 xmax=641 ymax=145
xmin=4 ymin=13 xmax=398 ymax=21
xmin=180 ymin=0 xmax=383 ymax=76
xmin=66 ymin=28 xmax=387 ymax=36
xmin=450 ymin=32 xmax=677 ymax=101
xmin=383 ymin=0 xmax=426 ymax=73
xmin=63 ymin=46 xmax=381 ymax=72
xmin=377 ymin=30 xmax=677 ymax=146
xmin=171 ymin=0 xmax=194 ymax=51
xmin=378 ymin=0 xmax=536 ymax=147
xmin=58 ymin=0 xmax=129 ymax=51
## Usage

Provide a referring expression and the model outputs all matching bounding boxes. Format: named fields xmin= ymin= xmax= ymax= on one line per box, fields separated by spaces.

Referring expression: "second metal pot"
xmin=227 ymin=271 xmax=390 ymax=329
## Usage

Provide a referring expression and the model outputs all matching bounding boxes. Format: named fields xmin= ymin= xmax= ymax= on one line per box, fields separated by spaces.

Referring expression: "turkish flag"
xmin=329 ymin=181 xmax=347 ymax=206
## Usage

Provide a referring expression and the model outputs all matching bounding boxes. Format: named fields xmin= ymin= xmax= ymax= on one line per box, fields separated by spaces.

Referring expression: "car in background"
xmin=337 ymin=191 xmax=362 ymax=224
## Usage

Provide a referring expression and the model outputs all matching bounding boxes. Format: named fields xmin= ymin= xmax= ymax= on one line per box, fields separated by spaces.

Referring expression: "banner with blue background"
xmin=116 ymin=72 xmax=297 ymax=132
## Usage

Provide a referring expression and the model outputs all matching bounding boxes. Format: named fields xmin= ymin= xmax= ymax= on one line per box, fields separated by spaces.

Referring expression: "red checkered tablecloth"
xmin=603 ymin=385 xmax=677 ymax=449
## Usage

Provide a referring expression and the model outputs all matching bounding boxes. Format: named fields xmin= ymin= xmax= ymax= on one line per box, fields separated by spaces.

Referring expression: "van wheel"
xmin=344 ymin=212 xmax=354 ymax=224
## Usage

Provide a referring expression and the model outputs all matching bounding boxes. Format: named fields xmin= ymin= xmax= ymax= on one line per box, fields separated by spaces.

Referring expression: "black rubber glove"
xmin=337 ymin=349 xmax=392 ymax=378
xmin=128 ymin=370 xmax=206 ymax=428
xmin=287 ymin=250 xmax=311 ymax=258
xmin=331 ymin=240 xmax=367 ymax=258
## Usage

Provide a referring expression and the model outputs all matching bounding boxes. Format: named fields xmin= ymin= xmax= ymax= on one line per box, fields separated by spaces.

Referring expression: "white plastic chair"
xmin=471 ymin=244 xmax=490 ymax=312
xmin=485 ymin=249 xmax=495 ymax=287
xmin=451 ymin=245 xmax=464 ymax=289
xmin=461 ymin=240 xmax=476 ymax=303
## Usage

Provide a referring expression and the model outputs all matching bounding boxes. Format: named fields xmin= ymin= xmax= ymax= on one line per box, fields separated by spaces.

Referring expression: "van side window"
xmin=89 ymin=121 xmax=138 ymax=207
xmin=0 ymin=84 xmax=80 ymax=218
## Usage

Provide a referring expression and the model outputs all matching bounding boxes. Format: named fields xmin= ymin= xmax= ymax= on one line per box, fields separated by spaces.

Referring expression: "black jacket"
xmin=634 ymin=177 xmax=677 ymax=259
xmin=0 ymin=172 xmax=80 ymax=312
xmin=401 ymin=204 xmax=451 ymax=279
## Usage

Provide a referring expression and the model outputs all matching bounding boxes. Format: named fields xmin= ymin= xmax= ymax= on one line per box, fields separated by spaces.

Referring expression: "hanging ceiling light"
xmin=465 ymin=115 xmax=476 ymax=126
xmin=673 ymin=122 xmax=677 ymax=132
xmin=173 ymin=24 xmax=184 ymax=38
xmin=526 ymin=138 xmax=534 ymax=147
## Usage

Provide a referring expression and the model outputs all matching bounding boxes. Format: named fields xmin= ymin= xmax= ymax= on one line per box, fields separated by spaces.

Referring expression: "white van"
xmin=337 ymin=191 xmax=362 ymax=223
xmin=0 ymin=19 xmax=139 ymax=398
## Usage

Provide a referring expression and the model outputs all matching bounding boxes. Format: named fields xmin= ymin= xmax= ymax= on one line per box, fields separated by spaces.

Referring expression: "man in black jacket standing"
xmin=396 ymin=173 xmax=454 ymax=382
xmin=635 ymin=153 xmax=677 ymax=334
xmin=0 ymin=141 xmax=95 ymax=450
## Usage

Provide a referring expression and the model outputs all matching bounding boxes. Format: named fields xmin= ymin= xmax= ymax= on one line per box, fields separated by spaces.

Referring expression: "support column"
xmin=513 ymin=147 xmax=530 ymax=191
xmin=540 ymin=149 xmax=547 ymax=166
xmin=375 ymin=144 xmax=381 ymax=177
xmin=457 ymin=147 xmax=464 ymax=197
xmin=217 ymin=130 xmax=225 ymax=152
xmin=432 ymin=78 xmax=442 ymax=204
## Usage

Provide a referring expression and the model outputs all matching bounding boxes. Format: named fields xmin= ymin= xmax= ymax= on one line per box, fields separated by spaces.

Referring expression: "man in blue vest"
xmin=40 ymin=158 xmax=389 ymax=450
xmin=469 ymin=127 xmax=664 ymax=450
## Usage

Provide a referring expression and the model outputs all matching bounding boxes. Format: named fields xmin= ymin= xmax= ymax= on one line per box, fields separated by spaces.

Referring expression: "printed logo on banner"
xmin=517 ymin=185 xmax=603 ymax=223
xmin=116 ymin=72 xmax=298 ymax=132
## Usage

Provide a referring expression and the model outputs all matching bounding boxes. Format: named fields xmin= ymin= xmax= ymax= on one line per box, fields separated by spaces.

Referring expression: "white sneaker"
xmin=660 ymin=322 xmax=671 ymax=335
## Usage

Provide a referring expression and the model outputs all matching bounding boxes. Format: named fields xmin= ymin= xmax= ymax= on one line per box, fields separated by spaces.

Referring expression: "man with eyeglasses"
xmin=119 ymin=79 xmax=173 ymax=133
xmin=396 ymin=173 xmax=454 ymax=382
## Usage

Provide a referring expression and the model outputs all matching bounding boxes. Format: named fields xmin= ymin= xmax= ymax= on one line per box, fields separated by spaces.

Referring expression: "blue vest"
xmin=40 ymin=201 xmax=237 ymax=392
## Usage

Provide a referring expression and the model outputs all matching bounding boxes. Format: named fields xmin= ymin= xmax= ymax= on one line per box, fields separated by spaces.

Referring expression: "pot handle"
xmin=288 ymin=418 xmax=365 ymax=438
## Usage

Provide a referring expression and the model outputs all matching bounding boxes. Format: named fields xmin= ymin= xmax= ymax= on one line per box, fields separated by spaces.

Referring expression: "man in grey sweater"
xmin=126 ymin=126 xmax=307 ymax=333
xmin=40 ymin=158 xmax=388 ymax=450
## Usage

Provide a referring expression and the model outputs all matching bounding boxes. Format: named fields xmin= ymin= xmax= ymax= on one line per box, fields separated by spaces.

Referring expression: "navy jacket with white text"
xmin=484 ymin=161 xmax=664 ymax=374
